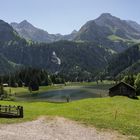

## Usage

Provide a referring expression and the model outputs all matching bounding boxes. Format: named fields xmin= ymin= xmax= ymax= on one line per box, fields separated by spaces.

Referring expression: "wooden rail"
xmin=0 ymin=105 xmax=23 ymax=118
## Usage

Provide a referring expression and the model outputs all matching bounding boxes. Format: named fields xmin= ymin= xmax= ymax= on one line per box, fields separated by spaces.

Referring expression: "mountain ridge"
xmin=10 ymin=13 xmax=140 ymax=52
xmin=0 ymin=19 xmax=114 ymax=78
xmin=0 ymin=13 xmax=140 ymax=78
xmin=11 ymin=20 xmax=77 ymax=43
xmin=75 ymin=13 xmax=140 ymax=41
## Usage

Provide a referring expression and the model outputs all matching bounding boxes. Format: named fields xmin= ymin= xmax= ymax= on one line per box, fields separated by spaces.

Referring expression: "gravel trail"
xmin=0 ymin=117 xmax=135 ymax=140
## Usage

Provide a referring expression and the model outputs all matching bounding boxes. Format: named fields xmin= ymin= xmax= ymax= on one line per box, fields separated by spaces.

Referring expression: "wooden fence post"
xmin=115 ymin=110 xmax=118 ymax=120
xmin=20 ymin=106 xmax=23 ymax=118
xmin=9 ymin=105 xmax=11 ymax=113
xmin=17 ymin=106 xmax=19 ymax=115
xmin=18 ymin=106 xmax=23 ymax=118
xmin=5 ymin=106 xmax=7 ymax=112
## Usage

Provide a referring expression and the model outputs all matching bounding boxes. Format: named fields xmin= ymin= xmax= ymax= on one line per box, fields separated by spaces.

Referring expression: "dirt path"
xmin=0 ymin=117 xmax=135 ymax=140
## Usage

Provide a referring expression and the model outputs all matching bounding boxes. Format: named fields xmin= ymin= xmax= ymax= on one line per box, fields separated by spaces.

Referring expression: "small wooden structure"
xmin=109 ymin=82 xmax=136 ymax=97
xmin=0 ymin=105 xmax=23 ymax=118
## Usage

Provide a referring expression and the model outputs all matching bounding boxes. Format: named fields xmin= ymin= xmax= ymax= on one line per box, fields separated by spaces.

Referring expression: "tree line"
xmin=0 ymin=67 xmax=65 ymax=91
xmin=123 ymin=73 xmax=140 ymax=95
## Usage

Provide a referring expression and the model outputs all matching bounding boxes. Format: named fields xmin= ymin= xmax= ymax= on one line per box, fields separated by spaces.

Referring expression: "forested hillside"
xmin=0 ymin=40 xmax=113 ymax=80
xmin=0 ymin=19 xmax=115 ymax=80
xmin=1 ymin=13 xmax=140 ymax=80
xmin=107 ymin=44 xmax=140 ymax=77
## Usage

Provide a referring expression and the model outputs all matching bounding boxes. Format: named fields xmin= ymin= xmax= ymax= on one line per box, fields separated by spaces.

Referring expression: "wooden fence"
xmin=0 ymin=105 xmax=23 ymax=118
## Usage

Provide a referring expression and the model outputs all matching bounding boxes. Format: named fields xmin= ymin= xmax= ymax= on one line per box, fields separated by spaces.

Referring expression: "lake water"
xmin=19 ymin=86 xmax=109 ymax=102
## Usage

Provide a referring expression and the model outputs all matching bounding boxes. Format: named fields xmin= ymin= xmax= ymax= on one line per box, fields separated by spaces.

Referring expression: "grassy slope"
xmin=108 ymin=35 xmax=126 ymax=42
xmin=0 ymin=96 xmax=140 ymax=138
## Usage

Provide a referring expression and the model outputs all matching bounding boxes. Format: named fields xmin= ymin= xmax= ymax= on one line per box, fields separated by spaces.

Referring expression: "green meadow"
xmin=0 ymin=82 xmax=140 ymax=139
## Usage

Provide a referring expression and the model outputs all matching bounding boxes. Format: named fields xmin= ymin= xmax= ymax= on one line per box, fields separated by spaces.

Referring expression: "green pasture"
xmin=0 ymin=97 xmax=140 ymax=139
xmin=0 ymin=81 xmax=140 ymax=139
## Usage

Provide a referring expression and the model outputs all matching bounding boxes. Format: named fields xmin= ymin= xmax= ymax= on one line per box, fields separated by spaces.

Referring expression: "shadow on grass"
xmin=128 ymin=96 xmax=139 ymax=100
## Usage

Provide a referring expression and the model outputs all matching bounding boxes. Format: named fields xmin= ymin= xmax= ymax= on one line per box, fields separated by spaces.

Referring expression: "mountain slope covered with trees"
xmin=0 ymin=19 xmax=114 ymax=80
xmin=107 ymin=44 xmax=140 ymax=77
xmin=1 ymin=13 xmax=140 ymax=80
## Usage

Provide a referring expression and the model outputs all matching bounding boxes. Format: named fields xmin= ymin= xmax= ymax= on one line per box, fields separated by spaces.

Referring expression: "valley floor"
xmin=0 ymin=117 xmax=132 ymax=140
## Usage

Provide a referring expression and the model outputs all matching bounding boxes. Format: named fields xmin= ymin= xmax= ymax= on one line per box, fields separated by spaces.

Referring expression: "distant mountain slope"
xmin=1 ymin=16 xmax=140 ymax=78
xmin=11 ymin=13 xmax=140 ymax=52
xmin=0 ymin=19 xmax=114 ymax=77
xmin=11 ymin=20 xmax=58 ymax=43
xmin=11 ymin=20 xmax=76 ymax=43
xmin=75 ymin=13 xmax=140 ymax=41
xmin=120 ymin=60 xmax=140 ymax=75
xmin=0 ymin=54 xmax=20 ymax=74
xmin=107 ymin=44 xmax=140 ymax=77
xmin=127 ymin=20 xmax=140 ymax=32
xmin=0 ymin=40 xmax=114 ymax=76
xmin=0 ymin=20 xmax=20 ymax=42
xmin=74 ymin=13 xmax=140 ymax=52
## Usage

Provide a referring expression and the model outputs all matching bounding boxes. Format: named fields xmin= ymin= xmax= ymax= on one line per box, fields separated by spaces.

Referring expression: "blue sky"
xmin=0 ymin=0 xmax=140 ymax=34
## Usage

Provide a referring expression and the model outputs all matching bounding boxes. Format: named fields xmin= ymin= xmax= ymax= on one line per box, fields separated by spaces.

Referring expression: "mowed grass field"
xmin=0 ymin=97 xmax=140 ymax=138
xmin=0 ymin=81 xmax=140 ymax=139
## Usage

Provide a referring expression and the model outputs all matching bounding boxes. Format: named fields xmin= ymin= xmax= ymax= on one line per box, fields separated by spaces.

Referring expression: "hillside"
xmin=0 ymin=54 xmax=20 ymax=74
xmin=11 ymin=13 xmax=140 ymax=53
xmin=107 ymin=44 xmax=140 ymax=77
xmin=0 ymin=19 xmax=115 ymax=78
xmin=74 ymin=13 xmax=140 ymax=52
xmin=0 ymin=40 xmax=114 ymax=79
xmin=11 ymin=20 xmax=76 ymax=43
xmin=0 ymin=20 xmax=20 ymax=42
xmin=127 ymin=20 xmax=140 ymax=32
xmin=116 ymin=60 xmax=140 ymax=76
xmin=1 ymin=14 xmax=140 ymax=78
xmin=75 ymin=13 xmax=140 ymax=41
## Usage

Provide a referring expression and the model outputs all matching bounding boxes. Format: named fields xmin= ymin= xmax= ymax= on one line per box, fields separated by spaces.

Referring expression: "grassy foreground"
xmin=0 ymin=96 xmax=140 ymax=138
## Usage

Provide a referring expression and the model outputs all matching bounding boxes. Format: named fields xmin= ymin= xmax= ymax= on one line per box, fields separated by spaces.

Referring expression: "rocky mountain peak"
xmin=95 ymin=13 xmax=121 ymax=26
xmin=11 ymin=20 xmax=35 ymax=30
xmin=18 ymin=20 xmax=34 ymax=29
xmin=99 ymin=13 xmax=112 ymax=18
xmin=71 ymin=30 xmax=78 ymax=34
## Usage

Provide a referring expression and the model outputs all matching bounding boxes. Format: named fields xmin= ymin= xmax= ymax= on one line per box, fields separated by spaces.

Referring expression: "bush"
xmin=123 ymin=74 xmax=136 ymax=86
xmin=29 ymin=78 xmax=39 ymax=91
